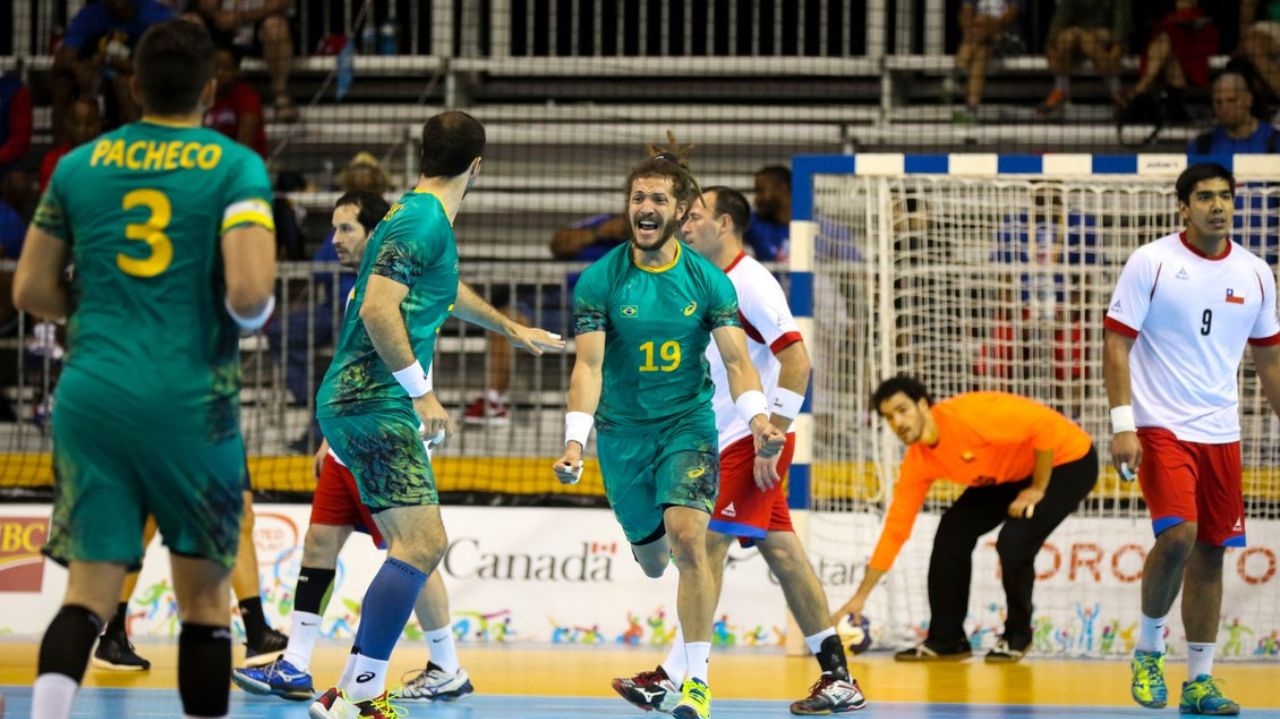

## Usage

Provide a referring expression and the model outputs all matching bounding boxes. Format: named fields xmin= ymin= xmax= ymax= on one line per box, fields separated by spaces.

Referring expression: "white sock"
xmin=345 ymin=654 xmax=389 ymax=703
xmin=685 ymin=641 xmax=711 ymax=684
xmin=805 ymin=627 xmax=837 ymax=656
xmin=661 ymin=626 xmax=686 ymax=683
xmin=283 ymin=611 xmax=322 ymax=671
xmin=337 ymin=650 xmax=359 ymax=689
xmin=32 ymin=673 xmax=79 ymax=719
xmin=1187 ymin=642 xmax=1216 ymax=680
xmin=1138 ymin=614 xmax=1167 ymax=654
xmin=425 ymin=626 xmax=460 ymax=674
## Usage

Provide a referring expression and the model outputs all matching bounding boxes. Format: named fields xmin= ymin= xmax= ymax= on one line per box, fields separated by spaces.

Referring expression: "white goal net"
xmin=806 ymin=173 xmax=1280 ymax=660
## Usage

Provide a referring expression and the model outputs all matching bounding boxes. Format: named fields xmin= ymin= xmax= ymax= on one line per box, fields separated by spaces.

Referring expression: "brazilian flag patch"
xmin=621 ymin=305 xmax=639 ymax=317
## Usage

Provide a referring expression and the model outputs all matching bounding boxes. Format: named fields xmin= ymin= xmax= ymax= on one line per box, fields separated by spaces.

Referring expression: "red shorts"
xmin=1137 ymin=427 xmax=1245 ymax=547
xmin=310 ymin=453 xmax=385 ymax=549
xmin=709 ymin=433 xmax=796 ymax=547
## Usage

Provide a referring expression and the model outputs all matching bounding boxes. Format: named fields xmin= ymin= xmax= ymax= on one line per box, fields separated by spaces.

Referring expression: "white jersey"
xmin=1105 ymin=232 xmax=1280 ymax=443
xmin=706 ymin=252 xmax=804 ymax=450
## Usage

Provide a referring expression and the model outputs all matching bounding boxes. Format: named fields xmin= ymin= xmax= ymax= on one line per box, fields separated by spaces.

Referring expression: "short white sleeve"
xmin=1106 ymin=248 xmax=1158 ymax=336
xmin=1250 ymin=265 xmax=1280 ymax=342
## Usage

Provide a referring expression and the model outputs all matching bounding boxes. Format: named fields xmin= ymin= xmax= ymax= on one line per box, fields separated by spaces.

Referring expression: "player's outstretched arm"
xmin=554 ymin=331 xmax=604 ymax=485
xmin=1102 ymin=329 xmax=1140 ymax=481
xmin=1251 ymin=343 xmax=1280 ymax=419
xmin=712 ymin=325 xmax=785 ymax=469
xmin=454 ymin=280 xmax=566 ymax=355
xmin=12 ymin=227 xmax=70 ymax=322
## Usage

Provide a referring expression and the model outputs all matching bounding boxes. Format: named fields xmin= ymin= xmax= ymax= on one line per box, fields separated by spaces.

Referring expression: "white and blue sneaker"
xmin=232 ymin=656 xmax=315 ymax=701
xmin=393 ymin=662 xmax=475 ymax=701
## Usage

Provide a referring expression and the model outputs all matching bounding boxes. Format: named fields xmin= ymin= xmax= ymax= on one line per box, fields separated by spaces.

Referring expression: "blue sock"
xmin=355 ymin=557 xmax=427 ymax=661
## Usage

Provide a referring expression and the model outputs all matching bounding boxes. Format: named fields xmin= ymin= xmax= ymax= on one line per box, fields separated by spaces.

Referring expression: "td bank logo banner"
xmin=0 ymin=516 xmax=49 ymax=593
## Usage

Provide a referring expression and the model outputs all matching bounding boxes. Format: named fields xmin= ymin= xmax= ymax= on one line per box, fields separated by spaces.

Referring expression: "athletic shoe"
xmin=1130 ymin=650 xmax=1168 ymax=709
xmin=985 ymin=636 xmax=1029 ymax=664
xmin=790 ymin=673 xmax=866 ymax=714
xmin=1180 ymin=675 xmax=1240 ymax=715
xmin=463 ymin=396 xmax=510 ymax=426
xmin=1036 ymin=89 xmax=1068 ymax=119
xmin=244 ymin=626 xmax=289 ymax=667
xmin=231 ymin=656 xmax=314 ymax=701
xmin=311 ymin=687 xmax=341 ymax=715
xmin=393 ymin=662 xmax=475 ymax=701
xmin=92 ymin=631 xmax=151 ymax=671
xmin=894 ymin=639 xmax=971 ymax=662
xmin=672 ymin=678 xmax=711 ymax=719
xmin=309 ymin=690 xmax=403 ymax=719
xmin=612 ymin=665 xmax=680 ymax=713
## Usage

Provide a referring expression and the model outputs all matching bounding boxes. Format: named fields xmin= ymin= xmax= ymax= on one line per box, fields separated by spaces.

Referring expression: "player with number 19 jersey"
xmin=573 ymin=241 xmax=740 ymax=542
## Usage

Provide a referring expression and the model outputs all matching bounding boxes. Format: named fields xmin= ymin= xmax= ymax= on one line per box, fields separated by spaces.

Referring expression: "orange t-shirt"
xmin=868 ymin=392 xmax=1093 ymax=571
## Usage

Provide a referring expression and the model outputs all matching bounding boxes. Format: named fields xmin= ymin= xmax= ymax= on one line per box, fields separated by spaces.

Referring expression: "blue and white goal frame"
xmin=784 ymin=152 xmax=1280 ymax=511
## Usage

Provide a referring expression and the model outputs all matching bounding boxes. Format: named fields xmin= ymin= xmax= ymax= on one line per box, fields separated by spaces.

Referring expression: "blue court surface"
xmin=7 ymin=688 xmax=1280 ymax=719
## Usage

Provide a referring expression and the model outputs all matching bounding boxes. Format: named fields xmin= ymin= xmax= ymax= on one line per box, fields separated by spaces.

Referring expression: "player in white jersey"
xmin=1104 ymin=163 xmax=1280 ymax=716
xmin=611 ymin=187 xmax=866 ymax=716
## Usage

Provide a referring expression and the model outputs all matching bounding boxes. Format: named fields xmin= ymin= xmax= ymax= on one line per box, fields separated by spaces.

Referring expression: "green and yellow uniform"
xmin=574 ymin=242 xmax=740 ymax=542
xmin=317 ymin=191 xmax=458 ymax=510
xmin=36 ymin=120 xmax=274 ymax=569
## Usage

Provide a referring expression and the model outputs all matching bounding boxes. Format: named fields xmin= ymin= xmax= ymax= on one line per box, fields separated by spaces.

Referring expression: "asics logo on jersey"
xmin=687 ymin=466 xmax=707 ymax=479
xmin=683 ymin=301 xmax=698 ymax=316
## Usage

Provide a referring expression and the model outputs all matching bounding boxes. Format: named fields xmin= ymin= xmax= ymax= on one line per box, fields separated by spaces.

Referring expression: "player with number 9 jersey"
xmin=34 ymin=116 xmax=274 ymax=568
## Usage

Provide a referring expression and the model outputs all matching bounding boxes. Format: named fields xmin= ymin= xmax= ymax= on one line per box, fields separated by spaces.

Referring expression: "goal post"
xmin=789 ymin=153 xmax=1280 ymax=659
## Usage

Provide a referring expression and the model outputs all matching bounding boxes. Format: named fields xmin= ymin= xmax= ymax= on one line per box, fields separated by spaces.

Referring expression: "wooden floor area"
xmin=2 ymin=639 xmax=1279 ymax=708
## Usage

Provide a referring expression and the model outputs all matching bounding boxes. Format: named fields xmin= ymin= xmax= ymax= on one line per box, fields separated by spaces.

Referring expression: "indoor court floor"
xmin=3 ymin=641 xmax=1279 ymax=718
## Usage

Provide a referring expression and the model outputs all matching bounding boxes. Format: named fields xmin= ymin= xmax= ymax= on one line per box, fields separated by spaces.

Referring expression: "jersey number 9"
xmin=117 ymin=189 xmax=174 ymax=278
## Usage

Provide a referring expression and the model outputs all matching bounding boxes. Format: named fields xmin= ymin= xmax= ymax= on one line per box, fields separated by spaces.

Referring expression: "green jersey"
xmin=33 ymin=120 xmax=274 ymax=440
xmin=317 ymin=191 xmax=458 ymax=417
xmin=573 ymin=242 xmax=740 ymax=429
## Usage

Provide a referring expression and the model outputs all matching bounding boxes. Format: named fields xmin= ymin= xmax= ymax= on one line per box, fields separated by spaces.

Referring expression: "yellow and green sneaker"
xmin=1130 ymin=650 xmax=1168 ymax=709
xmin=1180 ymin=675 xmax=1240 ymax=715
xmin=672 ymin=678 xmax=712 ymax=719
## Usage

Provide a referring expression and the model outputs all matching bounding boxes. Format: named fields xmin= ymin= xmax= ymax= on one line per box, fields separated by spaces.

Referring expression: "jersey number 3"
xmin=639 ymin=340 xmax=681 ymax=372
xmin=117 ymin=189 xmax=173 ymax=278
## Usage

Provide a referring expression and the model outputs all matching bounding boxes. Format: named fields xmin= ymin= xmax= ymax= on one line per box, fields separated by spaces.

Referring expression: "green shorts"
xmin=319 ymin=404 xmax=437 ymax=511
xmin=47 ymin=406 xmax=245 ymax=570
xmin=596 ymin=411 xmax=719 ymax=544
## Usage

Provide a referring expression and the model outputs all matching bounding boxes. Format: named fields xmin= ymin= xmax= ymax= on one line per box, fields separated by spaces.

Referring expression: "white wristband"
xmin=771 ymin=388 xmax=805 ymax=420
xmin=225 ymin=295 xmax=275 ymax=331
xmin=392 ymin=360 xmax=432 ymax=398
xmin=565 ymin=411 xmax=594 ymax=448
xmin=735 ymin=389 xmax=770 ymax=427
xmin=1111 ymin=405 xmax=1136 ymax=434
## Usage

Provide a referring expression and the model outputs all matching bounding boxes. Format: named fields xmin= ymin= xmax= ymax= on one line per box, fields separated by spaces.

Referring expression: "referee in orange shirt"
xmin=832 ymin=374 xmax=1097 ymax=663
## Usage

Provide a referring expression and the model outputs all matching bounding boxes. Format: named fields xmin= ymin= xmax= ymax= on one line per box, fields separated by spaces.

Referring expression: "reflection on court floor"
xmin=9 ymin=688 xmax=1280 ymax=719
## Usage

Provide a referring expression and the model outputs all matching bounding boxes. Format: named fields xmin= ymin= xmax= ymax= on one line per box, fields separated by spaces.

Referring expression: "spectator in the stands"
xmin=0 ymin=71 xmax=32 ymax=181
xmin=1189 ymin=71 xmax=1279 ymax=154
xmin=1239 ymin=0 xmax=1280 ymax=105
xmin=948 ymin=0 xmax=1023 ymax=123
xmin=52 ymin=0 xmax=174 ymax=141
xmin=463 ymin=213 xmax=630 ymax=426
xmin=1037 ymin=0 xmax=1130 ymax=119
xmin=193 ymin=0 xmax=298 ymax=123
xmin=745 ymin=165 xmax=792 ymax=261
xmin=40 ymin=98 xmax=103 ymax=194
xmin=1123 ymin=0 xmax=1218 ymax=124
xmin=204 ymin=47 xmax=267 ymax=157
